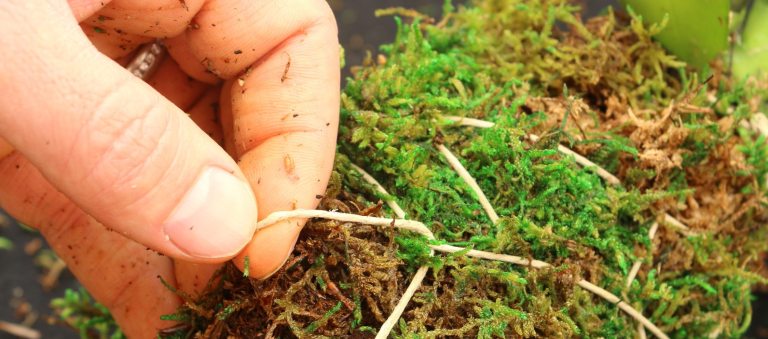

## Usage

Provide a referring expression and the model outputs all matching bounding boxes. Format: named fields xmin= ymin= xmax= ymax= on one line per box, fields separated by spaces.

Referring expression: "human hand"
xmin=0 ymin=0 xmax=339 ymax=336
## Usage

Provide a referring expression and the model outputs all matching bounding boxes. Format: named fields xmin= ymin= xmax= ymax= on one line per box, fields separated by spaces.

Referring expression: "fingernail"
xmin=163 ymin=167 xmax=257 ymax=259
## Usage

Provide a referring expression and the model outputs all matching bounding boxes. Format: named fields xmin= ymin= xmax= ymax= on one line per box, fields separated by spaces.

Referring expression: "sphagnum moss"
xmin=160 ymin=1 xmax=768 ymax=338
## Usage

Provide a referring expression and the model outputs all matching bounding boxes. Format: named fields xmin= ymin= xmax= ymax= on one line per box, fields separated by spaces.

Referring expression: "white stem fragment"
xmin=0 ymin=321 xmax=41 ymax=339
xmin=375 ymin=266 xmax=429 ymax=339
xmin=436 ymin=144 xmax=500 ymax=224
xmin=527 ymin=133 xmax=621 ymax=186
xmin=626 ymin=222 xmax=659 ymax=288
xmin=346 ymin=166 xmax=432 ymax=338
xmin=351 ymin=164 xmax=406 ymax=219
xmin=444 ymin=116 xmax=496 ymax=128
xmin=577 ymin=280 xmax=668 ymax=339
xmin=431 ymin=244 xmax=550 ymax=268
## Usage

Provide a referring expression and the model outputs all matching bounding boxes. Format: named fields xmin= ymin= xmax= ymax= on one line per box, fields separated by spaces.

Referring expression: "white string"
xmin=436 ymin=144 xmax=500 ymax=224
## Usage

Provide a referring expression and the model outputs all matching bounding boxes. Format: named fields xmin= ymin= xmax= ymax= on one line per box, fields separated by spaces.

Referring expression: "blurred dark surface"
xmin=2 ymin=1 xmax=767 ymax=338
xmin=0 ymin=213 xmax=79 ymax=339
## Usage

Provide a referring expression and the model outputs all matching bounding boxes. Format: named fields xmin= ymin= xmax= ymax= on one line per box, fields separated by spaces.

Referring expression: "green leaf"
xmin=0 ymin=237 xmax=11 ymax=250
xmin=621 ymin=0 xmax=730 ymax=68
xmin=733 ymin=0 xmax=768 ymax=79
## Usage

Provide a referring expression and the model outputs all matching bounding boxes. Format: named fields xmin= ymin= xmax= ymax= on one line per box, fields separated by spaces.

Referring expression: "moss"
xmin=165 ymin=1 xmax=768 ymax=337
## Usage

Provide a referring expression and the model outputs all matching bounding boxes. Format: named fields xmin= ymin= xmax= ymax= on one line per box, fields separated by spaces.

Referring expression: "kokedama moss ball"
xmin=163 ymin=1 xmax=768 ymax=337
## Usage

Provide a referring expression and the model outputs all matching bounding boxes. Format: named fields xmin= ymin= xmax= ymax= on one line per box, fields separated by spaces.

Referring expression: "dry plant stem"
xmin=625 ymin=261 xmax=644 ymax=289
xmin=375 ymin=266 xmax=429 ymax=339
xmin=351 ymin=165 xmax=433 ymax=339
xmin=639 ymin=323 xmax=648 ymax=339
xmin=41 ymin=257 xmax=68 ymax=291
xmin=626 ymin=222 xmax=659 ymax=288
xmin=0 ymin=320 xmax=41 ymax=339
xmin=577 ymin=280 xmax=668 ymax=339
xmin=436 ymin=144 xmax=500 ymax=223
xmin=527 ymin=133 xmax=622 ymax=186
xmin=351 ymin=164 xmax=407 ymax=219
xmin=663 ymin=213 xmax=693 ymax=233
xmin=627 ymin=223 xmax=659 ymax=339
xmin=444 ymin=116 xmax=496 ymax=128
xmin=255 ymin=210 xmax=433 ymax=238
xmin=430 ymin=244 xmax=551 ymax=268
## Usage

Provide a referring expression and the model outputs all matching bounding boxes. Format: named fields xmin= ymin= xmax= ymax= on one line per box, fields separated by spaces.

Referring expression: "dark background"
xmin=2 ymin=1 xmax=766 ymax=338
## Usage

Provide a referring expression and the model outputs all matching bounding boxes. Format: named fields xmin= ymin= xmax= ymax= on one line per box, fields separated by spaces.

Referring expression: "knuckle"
xmin=79 ymin=82 xmax=174 ymax=202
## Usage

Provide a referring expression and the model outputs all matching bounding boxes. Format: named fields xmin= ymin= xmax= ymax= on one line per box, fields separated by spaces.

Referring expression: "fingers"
xmin=66 ymin=0 xmax=113 ymax=22
xmin=0 ymin=152 xmax=180 ymax=338
xmin=165 ymin=0 xmax=331 ymax=81
xmin=0 ymin=1 xmax=258 ymax=261
xmin=0 ymin=138 xmax=12 ymax=159
xmin=146 ymin=56 xmax=210 ymax=112
xmin=184 ymin=0 xmax=339 ymax=277
xmin=81 ymin=0 xmax=205 ymax=38
xmin=80 ymin=22 xmax=152 ymax=59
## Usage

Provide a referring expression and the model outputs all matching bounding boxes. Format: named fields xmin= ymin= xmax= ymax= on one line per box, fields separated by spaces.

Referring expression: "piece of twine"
xmin=256 ymin=115 xmax=674 ymax=339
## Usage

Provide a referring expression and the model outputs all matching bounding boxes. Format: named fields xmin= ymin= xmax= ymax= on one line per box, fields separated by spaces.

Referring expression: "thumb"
xmin=0 ymin=1 xmax=257 ymax=261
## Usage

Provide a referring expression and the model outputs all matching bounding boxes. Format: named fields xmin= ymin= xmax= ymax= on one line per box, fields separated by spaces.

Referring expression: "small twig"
xmin=577 ymin=280 xmax=668 ymax=339
xmin=351 ymin=164 xmax=406 ymax=218
xmin=527 ymin=133 xmax=621 ymax=186
xmin=431 ymin=244 xmax=550 ymax=268
xmin=0 ymin=321 xmax=41 ymax=339
xmin=41 ymin=257 xmax=67 ymax=291
xmin=625 ymin=261 xmax=644 ymax=289
xmin=436 ymin=144 xmax=500 ymax=223
xmin=443 ymin=116 xmax=495 ymax=128
xmin=663 ymin=213 xmax=693 ymax=234
xmin=256 ymin=210 xmax=434 ymax=239
xmin=639 ymin=322 xmax=648 ymax=339
xmin=375 ymin=266 xmax=429 ymax=339
xmin=626 ymin=222 xmax=659 ymax=288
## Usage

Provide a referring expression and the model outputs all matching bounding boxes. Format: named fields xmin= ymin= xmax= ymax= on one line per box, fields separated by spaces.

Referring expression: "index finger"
xmin=165 ymin=0 xmax=340 ymax=277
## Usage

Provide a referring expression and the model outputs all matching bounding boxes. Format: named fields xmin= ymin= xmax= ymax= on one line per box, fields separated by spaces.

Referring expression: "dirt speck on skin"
xmin=283 ymin=154 xmax=295 ymax=174
xmin=281 ymin=54 xmax=292 ymax=83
